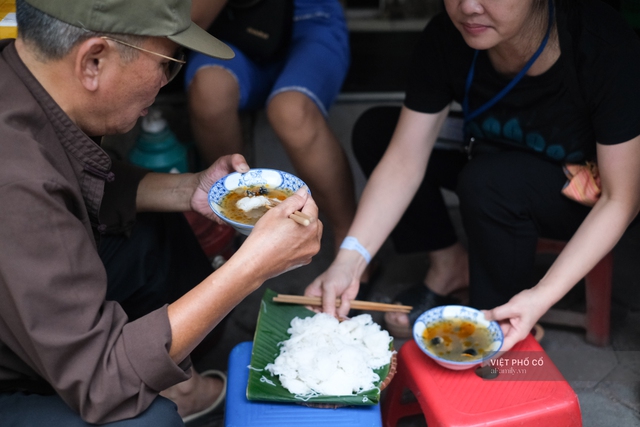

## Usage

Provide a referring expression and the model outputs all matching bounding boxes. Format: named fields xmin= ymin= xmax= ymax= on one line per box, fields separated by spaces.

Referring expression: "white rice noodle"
xmin=236 ymin=195 xmax=269 ymax=212
xmin=265 ymin=313 xmax=393 ymax=397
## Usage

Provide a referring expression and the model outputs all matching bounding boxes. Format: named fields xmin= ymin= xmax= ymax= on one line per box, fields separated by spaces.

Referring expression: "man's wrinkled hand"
xmin=236 ymin=187 xmax=323 ymax=281
xmin=190 ymin=154 xmax=249 ymax=223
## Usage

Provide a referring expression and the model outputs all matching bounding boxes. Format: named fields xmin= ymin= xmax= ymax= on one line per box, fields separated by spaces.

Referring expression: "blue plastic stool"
xmin=225 ymin=341 xmax=383 ymax=427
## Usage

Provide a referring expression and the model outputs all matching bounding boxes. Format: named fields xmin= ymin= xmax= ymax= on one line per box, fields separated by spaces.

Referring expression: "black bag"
xmin=208 ymin=0 xmax=294 ymax=63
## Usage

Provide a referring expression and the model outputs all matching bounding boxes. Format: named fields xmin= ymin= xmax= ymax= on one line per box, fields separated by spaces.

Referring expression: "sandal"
xmin=384 ymin=283 xmax=461 ymax=339
xmin=182 ymin=369 xmax=227 ymax=424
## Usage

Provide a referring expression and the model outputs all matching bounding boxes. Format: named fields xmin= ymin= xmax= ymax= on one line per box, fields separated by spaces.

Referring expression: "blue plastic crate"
xmin=225 ymin=341 xmax=383 ymax=427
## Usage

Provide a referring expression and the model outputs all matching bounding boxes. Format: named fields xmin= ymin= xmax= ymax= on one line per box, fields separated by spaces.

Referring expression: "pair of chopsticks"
xmin=266 ymin=198 xmax=312 ymax=226
xmin=273 ymin=294 xmax=412 ymax=313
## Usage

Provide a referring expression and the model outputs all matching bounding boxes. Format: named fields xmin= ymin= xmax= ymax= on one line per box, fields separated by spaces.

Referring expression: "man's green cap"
xmin=24 ymin=0 xmax=234 ymax=59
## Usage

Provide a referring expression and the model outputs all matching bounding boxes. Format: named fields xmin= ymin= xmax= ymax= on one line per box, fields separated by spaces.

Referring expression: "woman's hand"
xmin=190 ymin=154 xmax=249 ymax=223
xmin=304 ymin=250 xmax=366 ymax=318
xmin=482 ymin=287 xmax=551 ymax=352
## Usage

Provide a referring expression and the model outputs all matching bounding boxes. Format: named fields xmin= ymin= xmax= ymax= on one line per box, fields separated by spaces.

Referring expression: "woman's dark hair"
xmin=535 ymin=0 xmax=549 ymax=11
xmin=555 ymin=0 xmax=579 ymax=12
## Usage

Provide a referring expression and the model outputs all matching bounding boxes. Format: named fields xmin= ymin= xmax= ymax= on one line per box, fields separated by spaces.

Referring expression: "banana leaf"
xmin=246 ymin=288 xmax=393 ymax=406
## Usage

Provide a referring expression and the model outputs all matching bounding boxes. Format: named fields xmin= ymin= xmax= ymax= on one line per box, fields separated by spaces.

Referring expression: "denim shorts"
xmin=183 ymin=0 xmax=350 ymax=117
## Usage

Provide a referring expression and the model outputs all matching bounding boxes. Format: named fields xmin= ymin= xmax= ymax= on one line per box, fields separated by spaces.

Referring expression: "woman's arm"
xmin=485 ymin=135 xmax=640 ymax=351
xmin=348 ymin=106 xmax=450 ymax=257
xmin=305 ymin=106 xmax=450 ymax=317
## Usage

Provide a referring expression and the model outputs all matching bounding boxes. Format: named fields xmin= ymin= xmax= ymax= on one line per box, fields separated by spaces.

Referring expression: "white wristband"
xmin=340 ymin=236 xmax=371 ymax=264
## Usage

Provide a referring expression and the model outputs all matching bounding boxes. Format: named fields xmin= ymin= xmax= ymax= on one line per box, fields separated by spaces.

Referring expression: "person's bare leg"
xmin=267 ymin=91 xmax=356 ymax=254
xmin=424 ymin=242 xmax=469 ymax=295
xmin=385 ymin=242 xmax=469 ymax=328
xmin=160 ymin=369 xmax=224 ymax=418
xmin=188 ymin=67 xmax=244 ymax=165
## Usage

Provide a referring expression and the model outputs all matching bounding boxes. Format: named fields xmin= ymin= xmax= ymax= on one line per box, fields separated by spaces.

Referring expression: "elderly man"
xmin=0 ymin=0 xmax=322 ymax=425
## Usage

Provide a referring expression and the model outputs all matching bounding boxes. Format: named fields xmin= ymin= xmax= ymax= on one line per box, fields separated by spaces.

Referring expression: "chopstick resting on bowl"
xmin=273 ymin=294 xmax=413 ymax=313
xmin=265 ymin=198 xmax=312 ymax=226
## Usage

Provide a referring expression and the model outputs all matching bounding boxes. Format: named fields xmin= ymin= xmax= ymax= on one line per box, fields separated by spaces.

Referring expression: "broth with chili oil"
xmin=220 ymin=185 xmax=293 ymax=225
xmin=422 ymin=318 xmax=493 ymax=362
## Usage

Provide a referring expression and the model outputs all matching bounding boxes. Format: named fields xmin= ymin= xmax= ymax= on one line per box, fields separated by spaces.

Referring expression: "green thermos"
xmin=128 ymin=108 xmax=189 ymax=173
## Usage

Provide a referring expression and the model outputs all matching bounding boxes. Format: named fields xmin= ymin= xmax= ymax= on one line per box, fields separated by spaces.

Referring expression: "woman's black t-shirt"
xmin=404 ymin=0 xmax=640 ymax=163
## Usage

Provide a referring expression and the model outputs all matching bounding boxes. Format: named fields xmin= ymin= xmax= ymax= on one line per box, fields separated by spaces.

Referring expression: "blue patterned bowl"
xmin=208 ymin=169 xmax=307 ymax=235
xmin=412 ymin=305 xmax=504 ymax=370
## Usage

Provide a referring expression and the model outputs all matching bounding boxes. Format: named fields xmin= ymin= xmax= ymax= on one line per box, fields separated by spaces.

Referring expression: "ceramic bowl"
xmin=412 ymin=305 xmax=504 ymax=370
xmin=208 ymin=168 xmax=307 ymax=235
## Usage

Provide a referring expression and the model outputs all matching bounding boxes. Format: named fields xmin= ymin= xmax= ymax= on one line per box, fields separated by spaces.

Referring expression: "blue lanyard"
xmin=463 ymin=0 xmax=554 ymax=125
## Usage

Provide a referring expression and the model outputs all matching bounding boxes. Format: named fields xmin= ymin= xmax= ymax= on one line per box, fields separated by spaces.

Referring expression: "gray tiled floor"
xmin=174 ymin=102 xmax=640 ymax=426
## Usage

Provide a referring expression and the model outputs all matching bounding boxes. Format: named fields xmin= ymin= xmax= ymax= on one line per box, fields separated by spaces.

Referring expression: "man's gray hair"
xmin=16 ymin=0 xmax=145 ymax=62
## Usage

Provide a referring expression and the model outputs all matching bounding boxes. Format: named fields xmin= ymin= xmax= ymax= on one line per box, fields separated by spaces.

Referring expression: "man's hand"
xmin=190 ymin=154 xmax=249 ymax=223
xmin=167 ymin=186 xmax=322 ymax=363
xmin=235 ymin=187 xmax=323 ymax=280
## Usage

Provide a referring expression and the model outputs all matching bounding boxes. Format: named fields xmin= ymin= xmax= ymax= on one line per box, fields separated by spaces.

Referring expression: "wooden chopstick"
xmin=289 ymin=211 xmax=312 ymax=226
xmin=273 ymin=294 xmax=413 ymax=313
xmin=266 ymin=198 xmax=312 ymax=226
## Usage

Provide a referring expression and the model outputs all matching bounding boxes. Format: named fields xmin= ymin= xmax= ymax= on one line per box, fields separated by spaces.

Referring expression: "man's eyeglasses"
xmin=101 ymin=36 xmax=186 ymax=83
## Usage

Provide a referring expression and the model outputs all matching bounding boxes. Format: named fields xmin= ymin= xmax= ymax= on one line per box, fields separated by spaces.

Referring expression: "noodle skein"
xmin=265 ymin=313 xmax=393 ymax=397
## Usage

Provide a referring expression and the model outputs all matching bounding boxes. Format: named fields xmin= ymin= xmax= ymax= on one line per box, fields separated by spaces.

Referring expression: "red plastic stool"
xmin=536 ymin=238 xmax=612 ymax=346
xmin=381 ymin=334 xmax=582 ymax=427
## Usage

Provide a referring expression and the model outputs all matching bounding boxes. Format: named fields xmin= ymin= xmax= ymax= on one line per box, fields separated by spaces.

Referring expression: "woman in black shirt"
xmin=306 ymin=0 xmax=640 ymax=352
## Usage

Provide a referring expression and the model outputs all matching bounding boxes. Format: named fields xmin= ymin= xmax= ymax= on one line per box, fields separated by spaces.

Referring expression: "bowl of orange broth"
xmin=208 ymin=169 xmax=307 ymax=235
xmin=412 ymin=305 xmax=504 ymax=370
